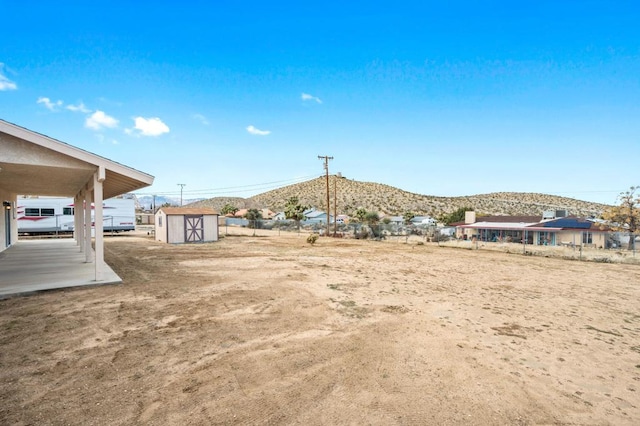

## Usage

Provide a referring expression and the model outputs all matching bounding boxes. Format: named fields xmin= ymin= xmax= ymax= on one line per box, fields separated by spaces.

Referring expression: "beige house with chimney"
xmin=456 ymin=210 xmax=610 ymax=248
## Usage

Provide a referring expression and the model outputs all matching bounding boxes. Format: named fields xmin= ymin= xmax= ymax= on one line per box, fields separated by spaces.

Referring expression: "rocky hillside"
xmin=188 ymin=175 xmax=610 ymax=218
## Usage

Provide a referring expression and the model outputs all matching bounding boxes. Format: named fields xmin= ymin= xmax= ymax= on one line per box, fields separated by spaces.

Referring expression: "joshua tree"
xmin=602 ymin=186 xmax=639 ymax=250
xmin=221 ymin=203 xmax=239 ymax=216
xmin=353 ymin=207 xmax=368 ymax=223
xmin=364 ymin=211 xmax=380 ymax=226
xmin=364 ymin=211 xmax=381 ymax=238
xmin=244 ymin=208 xmax=263 ymax=234
xmin=403 ymin=211 xmax=415 ymax=225
xmin=284 ymin=196 xmax=308 ymax=231
xmin=438 ymin=206 xmax=474 ymax=225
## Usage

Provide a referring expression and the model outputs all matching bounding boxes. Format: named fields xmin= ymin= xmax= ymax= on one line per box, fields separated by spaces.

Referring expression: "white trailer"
xmin=17 ymin=197 xmax=136 ymax=235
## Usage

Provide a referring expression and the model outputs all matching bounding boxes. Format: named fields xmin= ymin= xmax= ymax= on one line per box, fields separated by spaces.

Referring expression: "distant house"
xmin=336 ymin=214 xmax=350 ymax=224
xmin=155 ymin=207 xmax=219 ymax=244
xmin=260 ymin=208 xmax=276 ymax=220
xmin=411 ymin=216 xmax=437 ymax=226
xmin=455 ymin=210 xmax=610 ymax=247
xmin=232 ymin=209 xmax=248 ymax=218
xmin=273 ymin=212 xmax=287 ymax=221
xmin=136 ymin=212 xmax=154 ymax=225
xmin=230 ymin=208 xmax=275 ymax=219
xmin=378 ymin=215 xmax=436 ymax=226
xmin=383 ymin=215 xmax=404 ymax=225
xmin=303 ymin=208 xmax=333 ymax=224
xmin=455 ymin=211 xmax=539 ymax=241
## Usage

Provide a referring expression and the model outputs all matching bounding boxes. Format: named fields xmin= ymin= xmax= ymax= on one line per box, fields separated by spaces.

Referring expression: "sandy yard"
xmin=1 ymin=229 xmax=639 ymax=425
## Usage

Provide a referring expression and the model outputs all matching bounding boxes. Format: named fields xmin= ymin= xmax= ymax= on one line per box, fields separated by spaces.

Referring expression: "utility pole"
xmin=318 ymin=155 xmax=333 ymax=234
xmin=177 ymin=183 xmax=186 ymax=206
xmin=333 ymin=174 xmax=338 ymax=237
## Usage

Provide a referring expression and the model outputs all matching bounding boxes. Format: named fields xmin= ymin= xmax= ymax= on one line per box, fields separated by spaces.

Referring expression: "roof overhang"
xmin=0 ymin=120 xmax=154 ymax=199
xmin=457 ymin=222 xmax=538 ymax=230
xmin=459 ymin=222 xmax=604 ymax=232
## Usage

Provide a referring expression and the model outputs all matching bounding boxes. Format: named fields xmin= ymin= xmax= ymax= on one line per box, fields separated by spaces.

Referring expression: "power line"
xmin=182 ymin=175 xmax=320 ymax=193
xmin=133 ymin=174 xmax=320 ymax=197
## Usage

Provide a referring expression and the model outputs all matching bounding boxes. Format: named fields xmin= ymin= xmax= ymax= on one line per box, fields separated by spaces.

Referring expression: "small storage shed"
xmin=155 ymin=207 xmax=219 ymax=244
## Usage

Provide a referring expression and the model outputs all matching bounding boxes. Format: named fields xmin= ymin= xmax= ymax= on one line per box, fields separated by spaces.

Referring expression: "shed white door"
xmin=184 ymin=215 xmax=204 ymax=242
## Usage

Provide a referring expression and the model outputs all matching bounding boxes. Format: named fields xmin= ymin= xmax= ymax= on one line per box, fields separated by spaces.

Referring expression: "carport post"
xmin=84 ymin=190 xmax=92 ymax=262
xmin=94 ymin=168 xmax=105 ymax=281
xmin=74 ymin=193 xmax=81 ymax=249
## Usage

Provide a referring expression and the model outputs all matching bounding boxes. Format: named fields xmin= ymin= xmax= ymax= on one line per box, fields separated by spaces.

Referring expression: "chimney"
xmin=465 ymin=211 xmax=476 ymax=224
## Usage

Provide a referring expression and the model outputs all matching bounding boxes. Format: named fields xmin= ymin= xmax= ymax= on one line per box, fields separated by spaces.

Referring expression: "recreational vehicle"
xmin=17 ymin=197 xmax=136 ymax=235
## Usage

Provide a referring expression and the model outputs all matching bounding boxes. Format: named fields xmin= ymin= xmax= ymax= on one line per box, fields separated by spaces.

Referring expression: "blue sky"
xmin=1 ymin=1 xmax=638 ymax=205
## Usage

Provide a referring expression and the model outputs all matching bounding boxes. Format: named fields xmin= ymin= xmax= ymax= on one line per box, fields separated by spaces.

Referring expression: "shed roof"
xmin=158 ymin=207 xmax=218 ymax=215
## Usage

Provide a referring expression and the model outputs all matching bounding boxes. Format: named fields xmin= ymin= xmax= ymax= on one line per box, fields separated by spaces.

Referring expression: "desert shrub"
xmin=354 ymin=229 xmax=369 ymax=239
xmin=307 ymin=233 xmax=319 ymax=245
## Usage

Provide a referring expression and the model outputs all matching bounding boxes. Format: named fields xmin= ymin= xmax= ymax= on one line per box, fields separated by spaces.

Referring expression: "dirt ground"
xmin=1 ymin=228 xmax=639 ymax=425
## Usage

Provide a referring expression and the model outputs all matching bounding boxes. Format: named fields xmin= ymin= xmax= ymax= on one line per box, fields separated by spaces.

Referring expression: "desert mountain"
xmin=188 ymin=175 xmax=609 ymax=218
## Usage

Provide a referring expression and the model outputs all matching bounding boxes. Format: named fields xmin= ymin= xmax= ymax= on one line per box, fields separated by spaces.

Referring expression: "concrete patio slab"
xmin=0 ymin=239 xmax=121 ymax=298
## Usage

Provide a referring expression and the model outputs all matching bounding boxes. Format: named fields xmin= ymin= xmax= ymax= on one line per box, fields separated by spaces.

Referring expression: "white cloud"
xmin=193 ymin=113 xmax=209 ymax=125
xmin=127 ymin=116 xmax=170 ymax=137
xmin=37 ymin=97 xmax=63 ymax=111
xmin=246 ymin=125 xmax=271 ymax=136
xmin=95 ymin=134 xmax=118 ymax=145
xmin=85 ymin=110 xmax=119 ymax=130
xmin=301 ymin=92 xmax=322 ymax=104
xmin=97 ymin=97 xmax=123 ymax=107
xmin=0 ymin=63 xmax=17 ymax=91
xmin=67 ymin=102 xmax=91 ymax=113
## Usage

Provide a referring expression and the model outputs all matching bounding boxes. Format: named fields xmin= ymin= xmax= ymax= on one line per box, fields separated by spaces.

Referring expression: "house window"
xmin=63 ymin=207 xmax=74 ymax=215
xmin=582 ymin=232 xmax=593 ymax=244
xmin=538 ymin=231 xmax=555 ymax=245
xmin=25 ymin=208 xmax=41 ymax=216
xmin=158 ymin=216 xmax=163 ymax=227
